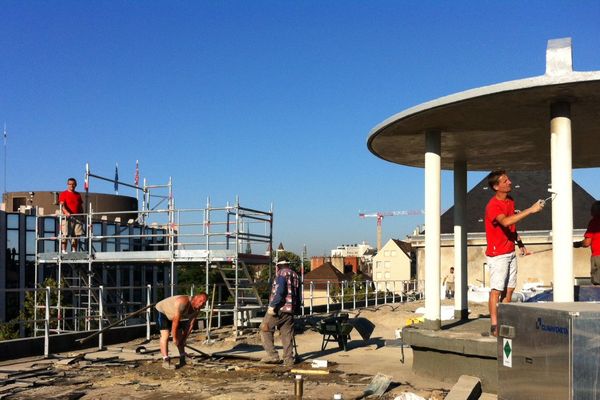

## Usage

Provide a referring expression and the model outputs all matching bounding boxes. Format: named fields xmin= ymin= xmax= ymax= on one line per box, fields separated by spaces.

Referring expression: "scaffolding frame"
xmin=34 ymin=173 xmax=273 ymax=336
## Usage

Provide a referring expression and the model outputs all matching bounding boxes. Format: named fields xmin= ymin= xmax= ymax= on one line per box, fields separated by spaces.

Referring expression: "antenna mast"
xmin=3 ymin=122 xmax=6 ymax=194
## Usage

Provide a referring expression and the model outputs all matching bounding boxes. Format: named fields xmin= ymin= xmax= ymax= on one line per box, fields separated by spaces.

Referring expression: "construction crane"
xmin=359 ymin=210 xmax=424 ymax=251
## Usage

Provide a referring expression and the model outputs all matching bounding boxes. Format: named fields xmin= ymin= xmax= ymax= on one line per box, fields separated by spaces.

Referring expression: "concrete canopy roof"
xmin=367 ymin=41 xmax=600 ymax=171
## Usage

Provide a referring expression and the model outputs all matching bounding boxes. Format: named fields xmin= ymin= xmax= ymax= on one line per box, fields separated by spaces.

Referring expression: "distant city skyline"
xmin=2 ymin=1 xmax=599 ymax=256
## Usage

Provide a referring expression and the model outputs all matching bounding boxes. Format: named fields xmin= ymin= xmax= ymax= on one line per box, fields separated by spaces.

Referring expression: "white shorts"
xmin=487 ymin=252 xmax=517 ymax=291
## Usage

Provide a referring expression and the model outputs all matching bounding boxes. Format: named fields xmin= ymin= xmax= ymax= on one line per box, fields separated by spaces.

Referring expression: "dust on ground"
xmin=2 ymin=299 xmax=492 ymax=400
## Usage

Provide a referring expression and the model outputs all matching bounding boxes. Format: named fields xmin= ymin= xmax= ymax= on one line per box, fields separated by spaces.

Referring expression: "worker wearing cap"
xmin=260 ymin=258 xmax=301 ymax=366
xmin=155 ymin=293 xmax=207 ymax=369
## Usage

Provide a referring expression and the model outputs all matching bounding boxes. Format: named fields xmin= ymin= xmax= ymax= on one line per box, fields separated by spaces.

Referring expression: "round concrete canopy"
xmin=367 ymin=71 xmax=600 ymax=171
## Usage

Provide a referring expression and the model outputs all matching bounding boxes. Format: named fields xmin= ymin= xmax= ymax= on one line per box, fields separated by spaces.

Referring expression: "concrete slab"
xmin=402 ymin=318 xmax=498 ymax=393
xmin=445 ymin=375 xmax=482 ymax=400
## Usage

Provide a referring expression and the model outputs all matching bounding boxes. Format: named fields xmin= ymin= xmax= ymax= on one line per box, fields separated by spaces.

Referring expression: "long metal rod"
xmin=77 ymin=301 xmax=157 ymax=344
xmin=88 ymin=172 xmax=145 ymax=192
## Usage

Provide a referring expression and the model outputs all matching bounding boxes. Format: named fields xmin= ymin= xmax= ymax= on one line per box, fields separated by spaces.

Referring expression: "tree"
xmin=0 ymin=278 xmax=59 ymax=340
xmin=275 ymin=250 xmax=310 ymax=274
xmin=329 ymin=274 xmax=372 ymax=304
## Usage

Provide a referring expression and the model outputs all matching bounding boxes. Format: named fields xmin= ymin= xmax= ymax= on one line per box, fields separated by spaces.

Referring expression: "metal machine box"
xmin=498 ymin=302 xmax=600 ymax=400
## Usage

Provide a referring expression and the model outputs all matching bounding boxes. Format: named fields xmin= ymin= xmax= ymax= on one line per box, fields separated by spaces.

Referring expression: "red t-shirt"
xmin=58 ymin=190 xmax=83 ymax=214
xmin=485 ymin=196 xmax=517 ymax=257
xmin=584 ymin=216 xmax=600 ymax=257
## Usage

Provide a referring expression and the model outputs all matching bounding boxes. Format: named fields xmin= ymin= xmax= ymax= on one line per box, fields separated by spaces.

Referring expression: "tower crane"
xmin=359 ymin=210 xmax=424 ymax=251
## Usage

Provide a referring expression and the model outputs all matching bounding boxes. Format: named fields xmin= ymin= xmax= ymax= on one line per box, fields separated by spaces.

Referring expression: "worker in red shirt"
xmin=484 ymin=170 xmax=544 ymax=336
xmin=58 ymin=177 xmax=84 ymax=253
xmin=574 ymin=201 xmax=600 ymax=285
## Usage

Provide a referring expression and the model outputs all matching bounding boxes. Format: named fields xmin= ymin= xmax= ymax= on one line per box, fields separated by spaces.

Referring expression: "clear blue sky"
xmin=2 ymin=1 xmax=599 ymax=256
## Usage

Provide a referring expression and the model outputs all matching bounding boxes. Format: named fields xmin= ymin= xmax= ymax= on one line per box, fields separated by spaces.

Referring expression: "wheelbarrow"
xmin=315 ymin=313 xmax=354 ymax=351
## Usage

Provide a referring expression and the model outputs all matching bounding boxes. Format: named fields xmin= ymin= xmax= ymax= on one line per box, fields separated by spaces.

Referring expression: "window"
xmin=41 ymin=217 xmax=58 ymax=253
xmin=384 ymin=272 xmax=391 ymax=279
xmin=92 ymin=222 xmax=103 ymax=251
xmin=376 ymin=272 xmax=382 ymax=280
xmin=7 ymin=230 xmax=19 ymax=255
xmin=106 ymin=224 xmax=116 ymax=252
xmin=119 ymin=225 xmax=130 ymax=251
xmin=7 ymin=214 xmax=19 ymax=229
xmin=384 ymin=261 xmax=391 ymax=269
xmin=390 ymin=250 xmax=396 ymax=257
xmin=384 ymin=250 xmax=390 ymax=257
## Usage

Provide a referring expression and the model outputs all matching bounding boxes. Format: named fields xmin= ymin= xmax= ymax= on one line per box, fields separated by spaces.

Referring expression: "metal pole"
xmin=353 ymin=281 xmax=356 ymax=310
xmin=365 ymin=281 xmax=369 ymax=308
xmin=169 ymin=177 xmax=175 ymax=296
xmin=234 ymin=197 xmax=240 ymax=330
xmin=326 ymin=281 xmax=330 ymax=314
xmin=98 ymin=286 xmax=104 ymax=350
xmin=301 ymin=245 xmax=305 ymax=316
xmin=86 ymin=205 xmax=93 ymax=332
xmin=34 ymin=211 xmax=39 ymax=337
xmin=205 ymin=196 xmax=210 ymax=337
xmin=146 ymin=284 xmax=152 ymax=341
xmin=3 ymin=122 xmax=7 ymax=194
xmin=375 ymin=281 xmax=378 ymax=307
xmin=309 ymin=282 xmax=314 ymax=315
xmin=392 ymin=281 xmax=396 ymax=303
xmin=44 ymin=287 xmax=50 ymax=358
xmin=384 ymin=281 xmax=388 ymax=305
xmin=57 ymin=260 xmax=62 ymax=333
xmin=340 ymin=282 xmax=345 ymax=311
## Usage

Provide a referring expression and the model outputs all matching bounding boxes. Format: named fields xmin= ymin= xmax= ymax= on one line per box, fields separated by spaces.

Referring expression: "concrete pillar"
xmin=453 ymin=160 xmax=468 ymax=319
xmin=424 ymin=130 xmax=441 ymax=329
xmin=550 ymin=101 xmax=574 ymax=302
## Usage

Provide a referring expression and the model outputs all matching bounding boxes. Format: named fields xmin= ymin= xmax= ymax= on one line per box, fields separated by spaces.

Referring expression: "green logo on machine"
xmin=504 ymin=340 xmax=512 ymax=358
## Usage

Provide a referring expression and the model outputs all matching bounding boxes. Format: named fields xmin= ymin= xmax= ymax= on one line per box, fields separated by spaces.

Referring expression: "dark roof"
xmin=391 ymin=239 xmax=413 ymax=256
xmin=343 ymin=270 xmax=372 ymax=282
xmin=305 ymin=262 xmax=345 ymax=282
xmin=440 ymin=170 xmax=596 ymax=234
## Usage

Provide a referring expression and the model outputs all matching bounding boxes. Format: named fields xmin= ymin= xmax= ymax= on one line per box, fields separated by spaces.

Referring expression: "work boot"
xmin=283 ymin=358 xmax=296 ymax=367
xmin=178 ymin=355 xmax=187 ymax=367
xmin=260 ymin=354 xmax=281 ymax=364
xmin=162 ymin=357 xmax=176 ymax=370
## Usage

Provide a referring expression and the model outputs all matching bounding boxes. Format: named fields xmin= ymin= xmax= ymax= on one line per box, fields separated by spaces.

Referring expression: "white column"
xmin=424 ymin=130 xmax=441 ymax=329
xmin=551 ymin=102 xmax=574 ymax=302
xmin=453 ymin=160 xmax=468 ymax=319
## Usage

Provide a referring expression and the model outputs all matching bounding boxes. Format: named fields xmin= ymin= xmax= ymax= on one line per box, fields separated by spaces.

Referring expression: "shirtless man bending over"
xmin=155 ymin=293 xmax=207 ymax=369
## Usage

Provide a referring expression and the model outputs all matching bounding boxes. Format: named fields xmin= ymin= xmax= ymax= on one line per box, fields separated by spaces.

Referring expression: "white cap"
xmin=276 ymin=260 xmax=290 ymax=265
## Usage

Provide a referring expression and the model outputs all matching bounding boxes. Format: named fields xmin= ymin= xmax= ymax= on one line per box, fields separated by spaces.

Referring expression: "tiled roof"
xmin=304 ymin=262 xmax=345 ymax=282
xmin=391 ymin=239 xmax=413 ymax=256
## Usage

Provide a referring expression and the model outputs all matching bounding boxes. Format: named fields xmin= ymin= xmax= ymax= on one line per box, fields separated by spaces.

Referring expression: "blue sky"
xmin=2 ymin=1 xmax=599 ymax=256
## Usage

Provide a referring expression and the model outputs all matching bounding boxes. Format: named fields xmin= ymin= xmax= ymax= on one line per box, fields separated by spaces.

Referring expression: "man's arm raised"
xmin=496 ymin=200 xmax=544 ymax=228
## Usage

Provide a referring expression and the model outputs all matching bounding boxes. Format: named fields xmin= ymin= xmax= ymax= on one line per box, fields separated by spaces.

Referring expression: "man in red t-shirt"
xmin=58 ymin=177 xmax=84 ymax=253
xmin=575 ymin=201 xmax=600 ymax=285
xmin=484 ymin=170 xmax=544 ymax=336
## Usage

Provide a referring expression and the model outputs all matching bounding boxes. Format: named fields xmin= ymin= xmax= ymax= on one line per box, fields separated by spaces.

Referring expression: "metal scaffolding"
xmin=33 ymin=171 xmax=273 ymax=336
